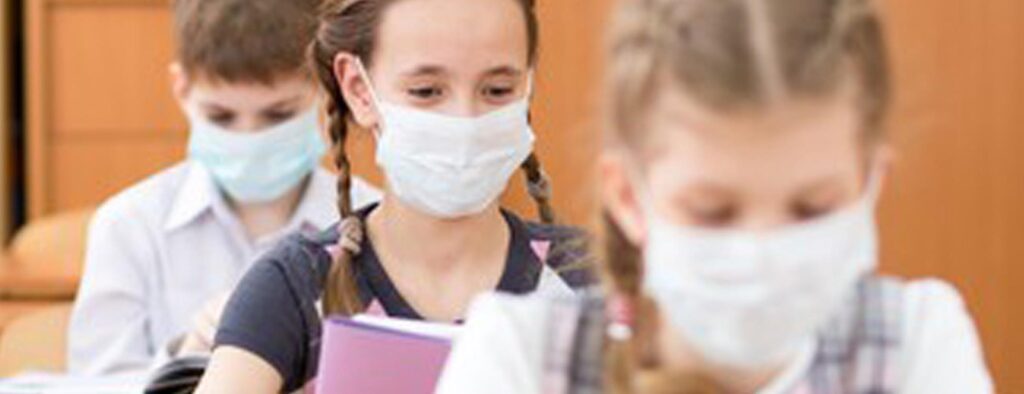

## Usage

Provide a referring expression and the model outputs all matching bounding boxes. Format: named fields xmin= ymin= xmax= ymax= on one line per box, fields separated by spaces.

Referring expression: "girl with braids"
xmin=438 ymin=0 xmax=993 ymax=392
xmin=196 ymin=0 xmax=592 ymax=392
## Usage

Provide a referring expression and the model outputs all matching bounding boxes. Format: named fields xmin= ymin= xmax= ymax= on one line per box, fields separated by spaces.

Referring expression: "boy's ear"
xmin=600 ymin=151 xmax=648 ymax=248
xmin=333 ymin=53 xmax=379 ymax=130
xmin=169 ymin=62 xmax=191 ymax=105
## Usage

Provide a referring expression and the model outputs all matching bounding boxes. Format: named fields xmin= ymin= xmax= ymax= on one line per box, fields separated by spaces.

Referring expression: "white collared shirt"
xmin=67 ymin=161 xmax=380 ymax=376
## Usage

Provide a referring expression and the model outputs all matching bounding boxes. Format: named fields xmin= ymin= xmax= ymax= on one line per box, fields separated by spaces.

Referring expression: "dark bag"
xmin=143 ymin=355 xmax=209 ymax=394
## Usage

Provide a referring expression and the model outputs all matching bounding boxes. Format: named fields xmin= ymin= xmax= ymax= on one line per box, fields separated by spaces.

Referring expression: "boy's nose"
xmin=234 ymin=117 xmax=267 ymax=133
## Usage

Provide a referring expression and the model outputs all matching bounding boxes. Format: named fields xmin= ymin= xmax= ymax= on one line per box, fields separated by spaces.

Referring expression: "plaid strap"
xmin=808 ymin=276 xmax=904 ymax=394
xmin=542 ymin=292 xmax=607 ymax=394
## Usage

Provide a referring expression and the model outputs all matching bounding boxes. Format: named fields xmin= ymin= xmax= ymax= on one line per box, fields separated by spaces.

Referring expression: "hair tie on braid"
xmin=337 ymin=217 xmax=364 ymax=255
xmin=526 ymin=169 xmax=553 ymax=202
xmin=606 ymin=293 xmax=636 ymax=341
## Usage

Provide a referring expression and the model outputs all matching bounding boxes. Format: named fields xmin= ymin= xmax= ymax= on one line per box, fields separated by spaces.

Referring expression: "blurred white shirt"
xmin=438 ymin=279 xmax=994 ymax=394
xmin=67 ymin=161 xmax=380 ymax=375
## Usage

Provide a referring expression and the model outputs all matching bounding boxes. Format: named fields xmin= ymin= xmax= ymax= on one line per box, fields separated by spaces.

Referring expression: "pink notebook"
xmin=315 ymin=315 xmax=460 ymax=394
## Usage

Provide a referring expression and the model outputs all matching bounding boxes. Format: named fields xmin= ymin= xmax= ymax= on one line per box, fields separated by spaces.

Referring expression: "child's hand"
xmin=178 ymin=292 xmax=231 ymax=356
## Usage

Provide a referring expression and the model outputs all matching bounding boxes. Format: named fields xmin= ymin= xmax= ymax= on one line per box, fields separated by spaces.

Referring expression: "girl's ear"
xmin=872 ymin=143 xmax=896 ymax=195
xmin=333 ymin=53 xmax=380 ymax=130
xmin=169 ymin=62 xmax=191 ymax=107
xmin=600 ymin=150 xmax=649 ymax=248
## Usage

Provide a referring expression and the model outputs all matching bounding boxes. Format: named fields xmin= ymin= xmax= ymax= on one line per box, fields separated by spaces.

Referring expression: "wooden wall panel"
xmin=26 ymin=0 xmax=185 ymax=218
xmin=49 ymin=140 xmax=183 ymax=210
xmin=49 ymin=4 xmax=183 ymax=135
xmin=878 ymin=0 xmax=1024 ymax=389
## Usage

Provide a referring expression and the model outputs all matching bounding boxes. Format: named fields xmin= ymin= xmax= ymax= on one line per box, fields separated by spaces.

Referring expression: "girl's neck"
xmin=657 ymin=320 xmax=789 ymax=394
xmin=365 ymin=193 xmax=511 ymax=321
xmin=229 ymin=178 xmax=307 ymax=242
xmin=367 ymin=194 xmax=509 ymax=272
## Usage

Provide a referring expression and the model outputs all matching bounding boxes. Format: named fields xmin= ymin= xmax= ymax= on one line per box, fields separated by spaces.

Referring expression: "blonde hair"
xmin=600 ymin=0 xmax=891 ymax=392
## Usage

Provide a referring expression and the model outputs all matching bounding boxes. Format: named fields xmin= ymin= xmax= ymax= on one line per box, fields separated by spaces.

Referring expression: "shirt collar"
xmin=164 ymin=162 xmax=218 ymax=232
xmin=164 ymin=162 xmax=339 ymax=233
xmin=291 ymin=167 xmax=342 ymax=231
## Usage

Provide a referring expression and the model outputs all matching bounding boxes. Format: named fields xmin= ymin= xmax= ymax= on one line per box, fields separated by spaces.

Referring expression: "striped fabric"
xmin=544 ymin=277 xmax=904 ymax=394
xmin=805 ymin=277 xmax=903 ymax=394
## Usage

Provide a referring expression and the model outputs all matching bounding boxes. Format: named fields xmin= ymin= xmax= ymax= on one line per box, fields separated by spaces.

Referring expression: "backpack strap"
xmin=808 ymin=276 xmax=904 ymax=393
xmin=568 ymin=295 xmax=608 ymax=394
xmin=542 ymin=292 xmax=608 ymax=394
xmin=542 ymin=297 xmax=582 ymax=394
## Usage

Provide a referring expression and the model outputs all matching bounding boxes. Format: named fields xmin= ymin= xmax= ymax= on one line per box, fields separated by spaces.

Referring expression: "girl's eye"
xmin=791 ymin=201 xmax=834 ymax=221
xmin=407 ymin=86 xmax=443 ymax=100
xmin=482 ymin=86 xmax=515 ymax=98
xmin=264 ymin=111 xmax=295 ymax=124
xmin=207 ymin=112 xmax=234 ymax=126
xmin=688 ymin=205 xmax=737 ymax=228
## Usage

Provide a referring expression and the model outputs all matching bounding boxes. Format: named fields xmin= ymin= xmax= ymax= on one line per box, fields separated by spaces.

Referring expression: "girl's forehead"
xmin=372 ymin=0 xmax=528 ymax=76
xmin=641 ymin=86 xmax=861 ymax=153
xmin=638 ymin=91 xmax=866 ymax=193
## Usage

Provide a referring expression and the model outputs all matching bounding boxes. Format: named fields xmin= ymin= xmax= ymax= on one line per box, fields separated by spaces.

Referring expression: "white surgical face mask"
xmin=357 ymin=60 xmax=535 ymax=218
xmin=187 ymin=106 xmax=327 ymax=203
xmin=641 ymin=176 xmax=880 ymax=369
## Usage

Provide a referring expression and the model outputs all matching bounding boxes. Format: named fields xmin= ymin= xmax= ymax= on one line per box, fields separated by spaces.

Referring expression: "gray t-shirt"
xmin=214 ymin=203 xmax=593 ymax=392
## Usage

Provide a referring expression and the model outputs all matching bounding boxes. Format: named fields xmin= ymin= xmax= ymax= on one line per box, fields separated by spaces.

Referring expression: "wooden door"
xmin=879 ymin=0 xmax=1024 ymax=389
xmin=25 ymin=0 xmax=186 ymax=219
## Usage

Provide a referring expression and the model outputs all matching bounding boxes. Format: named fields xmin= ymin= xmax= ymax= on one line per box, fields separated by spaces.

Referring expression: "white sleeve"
xmin=899 ymin=279 xmax=994 ymax=394
xmin=436 ymin=293 xmax=549 ymax=394
xmin=67 ymin=201 xmax=155 ymax=375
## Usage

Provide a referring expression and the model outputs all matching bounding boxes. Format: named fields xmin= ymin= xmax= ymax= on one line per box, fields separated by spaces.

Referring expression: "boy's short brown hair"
xmin=173 ymin=0 xmax=320 ymax=84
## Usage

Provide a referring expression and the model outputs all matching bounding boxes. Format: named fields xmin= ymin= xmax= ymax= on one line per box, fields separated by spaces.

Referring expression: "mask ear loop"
xmin=862 ymin=152 xmax=887 ymax=204
xmin=354 ymin=58 xmax=386 ymax=139
xmin=524 ymin=70 xmax=535 ymax=101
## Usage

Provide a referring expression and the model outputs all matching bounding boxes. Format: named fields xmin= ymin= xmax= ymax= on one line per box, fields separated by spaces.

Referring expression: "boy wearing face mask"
xmin=67 ymin=0 xmax=380 ymax=376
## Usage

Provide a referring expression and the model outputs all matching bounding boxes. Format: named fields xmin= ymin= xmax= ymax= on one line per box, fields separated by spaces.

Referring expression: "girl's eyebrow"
xmin=681 ymin=181 xmax=739 ymax=202
xmin=399 ymin=65 xmax=448 ymax=78
xmin=397 ymin=65 xmax=524 ymax=79
xmin=792 ymin=175 xmax=846 ymax=198
xmin=263 ymin=95 xmax=306 ymax=111
xmin=480 ymin=66 xmax=523 ymax=78
xmin=198 ymin=101 xmax=233 ymax=113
